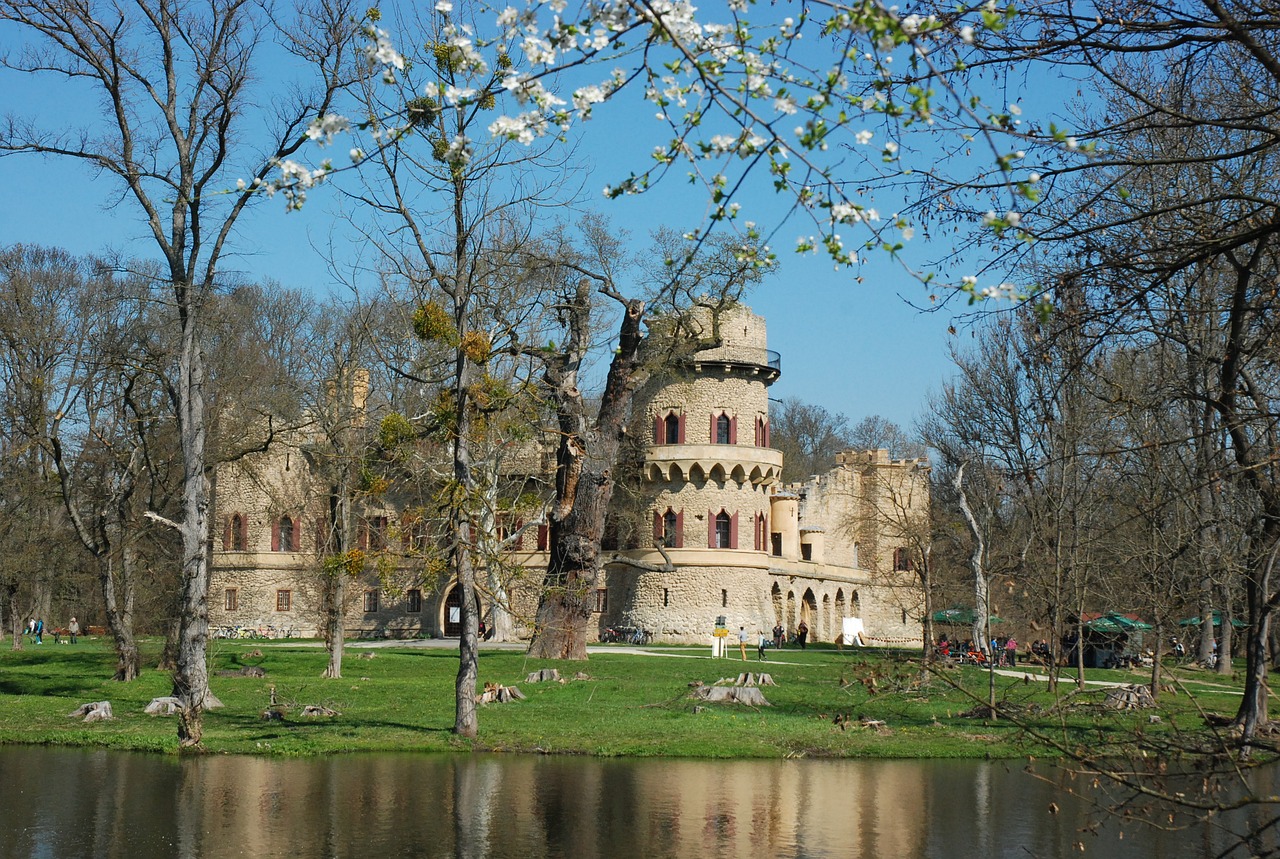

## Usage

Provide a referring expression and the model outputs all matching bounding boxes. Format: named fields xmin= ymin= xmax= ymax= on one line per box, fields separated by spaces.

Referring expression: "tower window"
xmin=714 ymin=511 xmax=732 ymax=548
xmin=716 ymin=413 xmax=731 ymax=444
xmin=664 ymin=412 xmax=680 ymax=444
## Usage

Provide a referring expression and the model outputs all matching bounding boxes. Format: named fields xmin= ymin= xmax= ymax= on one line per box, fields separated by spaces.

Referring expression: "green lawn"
xmin=0 ymin=636 xmax=1248 ymax=758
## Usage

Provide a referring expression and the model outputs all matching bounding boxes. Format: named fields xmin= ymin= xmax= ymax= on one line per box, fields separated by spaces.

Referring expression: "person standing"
xmin=772 ymin=622 xmax=784 ymax=650
xmin=68 ymin=617 xmax=80 ymax=644
xmin=758 ymin=632 xmax=768 ymax=661
xmin=797 ymin=620 xmax=809 ymax=650
xmin=737 ymin=626 xmax=750 ymax=661
xmin=1005 ymin=636 xmax=1018 ymax=667
xmin=34 ymin=618 xmax=44 ymax=644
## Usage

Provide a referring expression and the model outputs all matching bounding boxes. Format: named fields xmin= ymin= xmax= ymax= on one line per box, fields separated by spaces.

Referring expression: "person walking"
xmin=758 ymin=632 xmax=769 ymax=661
xmin=68 ymin=617 xmax=80 ymax=644
xmin=797 ymin=620 xmax=809 ymax=650
xmin=34 ymin=618 xmax=44 ymax=644
xmin=738 ymin=626 xmax=750 ymax=661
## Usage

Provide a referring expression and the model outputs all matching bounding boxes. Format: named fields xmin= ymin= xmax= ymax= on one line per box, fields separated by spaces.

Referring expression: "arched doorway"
xmin=802 ymin=588 xmax=817 ymax=638
xmin=442 ymin=584 xmax=482 ymax=638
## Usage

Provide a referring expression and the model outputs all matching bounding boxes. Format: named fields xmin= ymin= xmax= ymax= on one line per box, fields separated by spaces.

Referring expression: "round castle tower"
xmin=604 ymin=303 xmax=784 ymax=642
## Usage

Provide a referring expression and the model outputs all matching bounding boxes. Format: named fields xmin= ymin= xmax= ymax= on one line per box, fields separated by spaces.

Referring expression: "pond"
xmin=2 ymin=747 xmax=1276 ymax=858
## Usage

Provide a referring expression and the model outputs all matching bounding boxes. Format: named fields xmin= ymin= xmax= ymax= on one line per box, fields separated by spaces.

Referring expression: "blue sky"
xmin=0 ymin=12 xmax=987 ymax=440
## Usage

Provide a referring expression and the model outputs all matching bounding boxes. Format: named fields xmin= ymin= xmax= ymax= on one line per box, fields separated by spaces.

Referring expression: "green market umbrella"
xmin=1178 ymin=611 xmax=1248 ymax=629
xmin=1084 ymin=612 xmax=1153 ymax=633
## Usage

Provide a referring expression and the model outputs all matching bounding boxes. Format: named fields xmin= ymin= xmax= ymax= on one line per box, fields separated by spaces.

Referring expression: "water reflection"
xmin=1 ymin=747 xmax=1275 ymax=858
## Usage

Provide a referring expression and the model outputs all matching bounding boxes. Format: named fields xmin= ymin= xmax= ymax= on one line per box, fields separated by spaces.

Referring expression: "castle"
xmin=209 ymin=304 xmax=928 ymax=646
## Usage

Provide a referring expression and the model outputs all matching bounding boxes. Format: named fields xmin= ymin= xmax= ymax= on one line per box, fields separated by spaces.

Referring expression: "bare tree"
xmin=0 ymin=0 xmax=360 ymax=746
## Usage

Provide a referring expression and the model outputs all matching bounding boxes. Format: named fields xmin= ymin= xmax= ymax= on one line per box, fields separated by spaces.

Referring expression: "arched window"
xmin=664 ymin=412 xmax=681 ymax=444
xmin=709 ymin=509 xmax=737 ymax=549
xmin=893 ymin=547 xmax=914 ymax=572
xmin=716 ymin=413 xmax=731 ymax=444
xmin=852 ymin=542 xmax=861 ymax=568
xmin=653 ymin=508 xmax=683 ymax=548
xmin=663 ymin=510 xmax=679 ymax=548
xmin=272 ymin=515 xmax=300 ymax=552
xmin=226 ymin=513 xmax=247 ymax=551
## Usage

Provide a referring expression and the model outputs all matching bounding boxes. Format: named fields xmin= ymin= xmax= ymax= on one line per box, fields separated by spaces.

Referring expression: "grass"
xmin=0 ymin=636 xmax=1250 ymax=758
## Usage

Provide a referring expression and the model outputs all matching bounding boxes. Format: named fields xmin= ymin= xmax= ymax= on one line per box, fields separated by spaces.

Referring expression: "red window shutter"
xmin=710 ymin=413 xmax=717 ymax=444
xmin=358 ymin=522 xmax=368 ymax=550
xmin=730 ymin=416 xmax=738 ymax=445
xmin=271 ymin=519 xmax=281 ymax=552
xmin=730 ymin=512 xmax=739 ymax=549
xmin=654 ymin=414 xmax=663 ymax=444
xmin=764 ymin=420 xmax=770 ymax=447
xmin=708 ymin=510 xmax=716 ymax=548
xmin=675 ymin=511 xmax=684 ymax=548
xmin=653 ymin=511 xmax=663 ymax=543
xmin=223 ymin=517 xmax=231 ymax=551
xmin=537 ymin=523 xmax=549 ymax=551
xmin=292 ymin=518 xmax=301 ymax=552
xmin=754 ymin=418 xmax=761 ymax=447
xmin=677 ymin=413 xmax=686 ymax=443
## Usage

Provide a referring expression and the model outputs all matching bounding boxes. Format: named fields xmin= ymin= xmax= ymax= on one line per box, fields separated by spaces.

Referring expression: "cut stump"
xmin=476 ymin=683 xmax=526 ymax=705
xmin=68 ymin=701 xmax=113 ymax=722
xmin=525 ymin=669 xmax=561 ymax=683
xmin=145 ymin=696 xmax=183 ymax=716
xmin=1104 ymin=684 xmax=1156 ymax=710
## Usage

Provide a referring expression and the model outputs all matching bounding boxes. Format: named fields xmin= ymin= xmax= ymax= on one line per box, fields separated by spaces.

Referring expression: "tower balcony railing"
xmin=690 ymin=347 xmax=782 ymax=381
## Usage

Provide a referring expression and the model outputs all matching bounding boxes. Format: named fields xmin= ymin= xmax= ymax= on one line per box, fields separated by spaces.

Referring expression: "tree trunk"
xmin=103 ymin=551 xmax=139 ymax=682
xmin=1219 ymin=582 xmax=1234 ymax=675
xmin=526 ymin=294 xmax=645 ymax=661
xmin=6 ymin=587 xmax=21 ymax=652
xmin=172 ymin=319 xmax=212 ymax=749
xmin=322 ymin=570 xmax=346 ymax=679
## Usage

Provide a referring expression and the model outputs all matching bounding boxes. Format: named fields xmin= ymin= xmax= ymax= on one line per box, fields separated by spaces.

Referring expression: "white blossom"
xmin=855 ymin=129 xmax=873 ymax=145
xmin=435 ymin=0 xmax=452 ymax=11
xmin=960 ymin=25 xmax=974 ymax=43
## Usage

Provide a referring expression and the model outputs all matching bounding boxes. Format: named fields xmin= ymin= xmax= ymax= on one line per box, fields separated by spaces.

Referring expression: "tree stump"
xmin=476 ymin=683 xmax=526 ymax=704
xmin=68 ymin=701 xmax=113 ymax=722
xmin=1104 ymin=684 xmax=1156 ymax=710
xmin=300 ymin=705 xmax=340 ymax=718
xmin=525 ymin=668 xmax=561 ymax=683
xmin=145 ymin=696 xmax=183 ymax=716
xmin=692 ymin=685 xmax=771 ymax=706
xmin=715 ymin=673 xmax=776 ymax=687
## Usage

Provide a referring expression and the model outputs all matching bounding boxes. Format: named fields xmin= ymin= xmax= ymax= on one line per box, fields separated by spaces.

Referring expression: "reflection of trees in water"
xmin=4 ymin=748 xmax=1279 ymax=856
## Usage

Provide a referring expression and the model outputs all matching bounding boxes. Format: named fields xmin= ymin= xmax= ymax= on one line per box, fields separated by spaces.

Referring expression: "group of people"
xmin=934 ymin=634 xmax=1023 ymax=666
xmin=736 ymin=620 xmax=811 ymax=661
xmin=24 ymin=616 xmax=79 ymax=644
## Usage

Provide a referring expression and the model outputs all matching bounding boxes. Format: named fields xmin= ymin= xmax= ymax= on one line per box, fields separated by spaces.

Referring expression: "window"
xmin=894 ymin=547 xmax=914 ymax=572
xmin=664 ymin=412 xmax=681 ymax=444
xmin=224 ymin=588 xmax=238 ymax=612
xmin=224 ymin=513 xmax=247 ymax=551
xmin=364 ymin=590 xmax=380 ymax=613
xmin=771 ymin=533 xmax=782 ymax=557
xmin=276 ymin=590 xmax=292 ymax=612
xmin=801 ymin=543 xmax=813 ymax=561
xmin=755 ymin=415 xmax=769 ymax=447
xmin=406 ymin=588 xmax=422 ymax=613
xmin=715 ymin=413 xmax=731 ymax=444
xmin=716 ymin=512 xmax=731 ymax=548
xmin=537 ymin=523 xmax=549 ymax=551
xmin=721 ymin=589 xmax=728 ymax=608
xmin=663 ymin=588 xmax=669 ymax=607
xmin=272 ymin=515 xmax=299 ymax=552
xmin=595 ymin=588 xmax=608 ymax=613
xmin=369 ymin=516 xmax=388 ymax=551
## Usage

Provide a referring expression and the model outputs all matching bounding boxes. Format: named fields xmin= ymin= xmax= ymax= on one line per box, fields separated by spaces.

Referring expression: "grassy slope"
xmin=0 ymin=637 xmax=1246 ymax=757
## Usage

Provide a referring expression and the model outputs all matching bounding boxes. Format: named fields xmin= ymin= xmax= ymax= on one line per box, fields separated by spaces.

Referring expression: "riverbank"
xmin=0 ymin=637 xmax=1246 ymax=757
